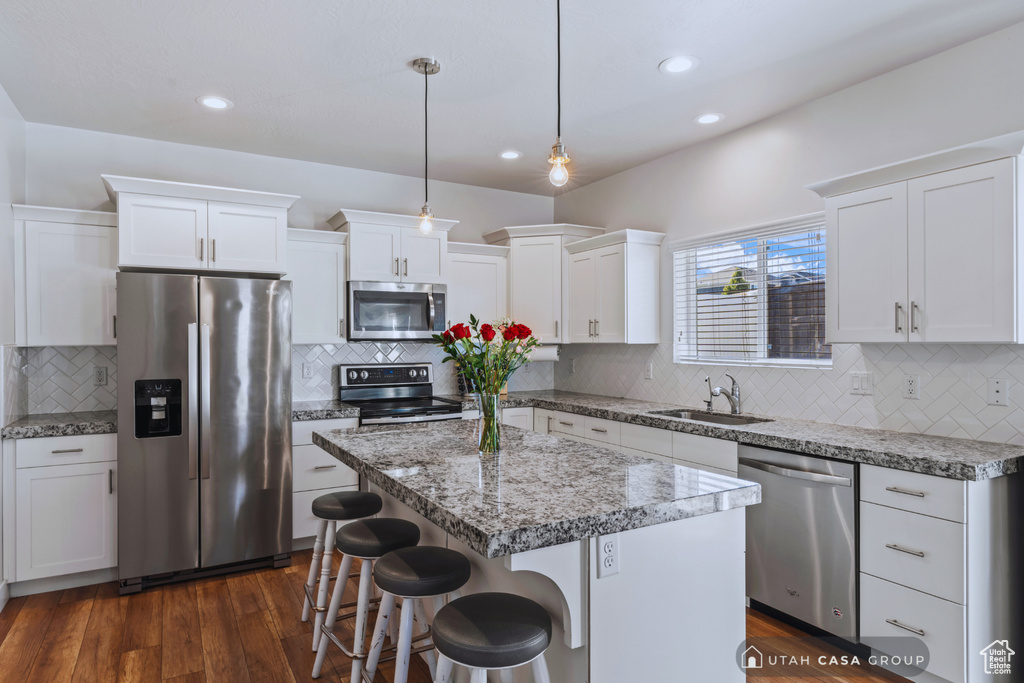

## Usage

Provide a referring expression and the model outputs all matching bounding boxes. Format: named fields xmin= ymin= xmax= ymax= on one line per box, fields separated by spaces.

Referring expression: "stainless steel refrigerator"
xmin=116 ymin=272 xmax=292 ymax=590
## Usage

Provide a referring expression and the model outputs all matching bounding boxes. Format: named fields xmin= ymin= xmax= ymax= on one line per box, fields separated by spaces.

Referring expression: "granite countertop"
xmin=1 ymin=411 xmax=119 ymax=439
xmin=313 ymin=420 xmax=760 ymax=558
xmin=292 ymin=400 xmax=360 ymax=421
xmin=460 ymin=390 xmax=1024 ymax=481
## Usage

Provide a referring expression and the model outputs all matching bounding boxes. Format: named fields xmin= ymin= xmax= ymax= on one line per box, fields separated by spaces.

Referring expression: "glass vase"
xmin=476 ymin=393 xmax=502 ymax=455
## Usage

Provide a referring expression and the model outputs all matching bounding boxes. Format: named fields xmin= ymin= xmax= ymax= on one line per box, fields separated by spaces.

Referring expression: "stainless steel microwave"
xmin=347 ymin=281 xmax=447 ymax=341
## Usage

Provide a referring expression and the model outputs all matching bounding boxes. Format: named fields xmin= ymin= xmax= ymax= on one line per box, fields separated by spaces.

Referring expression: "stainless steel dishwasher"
xmin=739 ymin=444 xmax=858 ymax=641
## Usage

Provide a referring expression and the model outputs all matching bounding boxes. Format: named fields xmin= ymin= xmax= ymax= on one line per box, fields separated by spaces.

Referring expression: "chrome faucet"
xmin=710 ymin=374 xmax=742 ymax=414
xmin=703 ymin=376 xmax=714 ymax=411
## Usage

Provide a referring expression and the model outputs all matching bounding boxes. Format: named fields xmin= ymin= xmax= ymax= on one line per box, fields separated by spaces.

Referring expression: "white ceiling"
xmin=2 ymin=0 xmax=1023 ymax=196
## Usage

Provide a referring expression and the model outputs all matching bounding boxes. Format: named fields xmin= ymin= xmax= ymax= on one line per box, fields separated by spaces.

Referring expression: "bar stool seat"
xmin=374 ymin=546 xmax=472 ymax=597
xmin=311 ymin=490 xmax=382 ymax=520
xmin=335 ymin=518 xmax=422 ymax=558
xmin=433 ymin=593 xmax=552 ymax=670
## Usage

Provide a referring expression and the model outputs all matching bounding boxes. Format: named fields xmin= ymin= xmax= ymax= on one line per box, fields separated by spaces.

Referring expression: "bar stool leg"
xmin=350 ymin=559 xmax=374 ymax=682
xmin=434 ymin=653 xmax=454 ymax=683
xmin=530 ymin=653 xmax=552 ymax=683
xmin=393 ymin=598 xmax=417 ymax=683
xmin=389 ymin=600 xmax=401 ymax=643
xmin=311 ymin=520 xmax=337 ymax=649
xmin=363 ymin=592 xmax=396 ymax=680
xmin=498 ymin=668 xmax=514 ymax=683
xmin=412 ymin=597 xmax=437 ymax=676
xmin=302 ymin=518 xmax=328 ymax=622
xmin=311 ymin=552 xmax=352 ymax=678
xmin=469 ymin=669 xmax=487 ymax=683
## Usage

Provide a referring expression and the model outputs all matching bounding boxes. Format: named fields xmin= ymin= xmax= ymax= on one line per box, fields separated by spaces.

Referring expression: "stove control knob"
xmin=409 ymin=369 xmax=418 ymax=378
xmin=348 ymin=370 xmax=358 ymax=381
xmin=360 ymin=370 xmax=369 ymax=380
xmin=419 ymin=369 xmax=429 ymax=378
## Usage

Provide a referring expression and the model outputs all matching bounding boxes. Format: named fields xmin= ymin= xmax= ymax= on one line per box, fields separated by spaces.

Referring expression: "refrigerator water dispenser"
xmin=135 ymin=379 xmax=182 ymax=438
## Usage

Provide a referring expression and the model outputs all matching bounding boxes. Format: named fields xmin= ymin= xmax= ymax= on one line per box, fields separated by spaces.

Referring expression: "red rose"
xmin=480 ymin=324 xmax=496 ymax=342
xmin=453 ymin=323 xmax=471 ymax=340
xmin=503 ymin=326 xmax=517 ymax=341
xmin=516 ymin=324 xmax=532 ymax=340
xmin=442 ymin=331 xmax=454 ymax=343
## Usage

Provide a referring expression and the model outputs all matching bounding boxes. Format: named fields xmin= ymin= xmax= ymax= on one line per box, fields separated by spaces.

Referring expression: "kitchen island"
xmin=314 ymin=420 xmax=760 ymax=682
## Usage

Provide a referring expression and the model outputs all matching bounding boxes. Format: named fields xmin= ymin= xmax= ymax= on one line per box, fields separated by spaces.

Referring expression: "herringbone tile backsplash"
xmin=3 ymin=346 xmax=28 ymax=424
xmin=26 ymin=346 xmax=118 ymax=413
xmin=555 ymin=342 xmax=1024 ymax=445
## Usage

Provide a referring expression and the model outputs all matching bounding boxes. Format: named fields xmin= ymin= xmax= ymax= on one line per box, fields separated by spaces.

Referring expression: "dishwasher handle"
xmin=739 ymin=457 xmax=852 ymax=487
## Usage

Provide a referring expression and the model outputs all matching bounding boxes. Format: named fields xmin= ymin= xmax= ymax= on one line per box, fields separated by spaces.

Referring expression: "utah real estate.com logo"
xmin=980 ymin=640 xmax=1015 ymax=676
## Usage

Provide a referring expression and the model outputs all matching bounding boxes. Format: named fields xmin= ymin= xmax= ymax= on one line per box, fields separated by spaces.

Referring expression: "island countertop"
xmin=313 ymin=420 xmax=760 ymax=558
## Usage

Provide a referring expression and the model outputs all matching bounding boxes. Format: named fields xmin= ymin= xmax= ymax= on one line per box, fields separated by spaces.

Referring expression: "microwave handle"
xmin=427 ymin=292 xmax=437 ymax=331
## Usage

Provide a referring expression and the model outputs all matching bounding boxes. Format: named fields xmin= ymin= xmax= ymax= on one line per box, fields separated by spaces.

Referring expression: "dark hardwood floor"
xmin=0 ymin=551 xmax=904 ymax=682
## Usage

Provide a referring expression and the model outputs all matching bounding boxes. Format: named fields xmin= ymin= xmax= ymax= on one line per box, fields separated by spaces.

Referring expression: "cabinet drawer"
xmin=293 ymin=418 xmax=358 ymax=446
xmin=620 ymin=445 xmax=673 ymax=463
xmin=534 ymin=409 xmax=553 ymax=434
xmin=293 ymin=445 xmax=358 ymax=492
xmin=861 ymin=464 xmax=965 ymax=522
xmin=17 ymin=434 xmax=117 ymax=469
xmin=584 ymin=416 xmax=620 ymax=445
xmin=674 ymin=458 xmax=737 ymax=478
xmin=620 ymin=423 xmax=672 ymax=457
xmin=860 ymin=502 xmax=964 ymax=604
xmin=550 ymin=411 xmax=585 ymax=438
xmin=292 ymin=486 xmax=359 ymax=540
xmin=860 ymin=573 xmax=965 ymax=683
xmin=672 ymin=432 xmax=738 ymax=474
xmin=502 ymin=408 xmax=534 ymax=430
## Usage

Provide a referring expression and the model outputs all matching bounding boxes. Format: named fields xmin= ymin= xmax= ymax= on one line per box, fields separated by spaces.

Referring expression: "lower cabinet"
xmin=9 ymin=434 xmax=118 ymax=582
xmin=293 ymin=418 xmax=360 ymax=541
xmin=502 ymin=407 xmax=533 ymax=430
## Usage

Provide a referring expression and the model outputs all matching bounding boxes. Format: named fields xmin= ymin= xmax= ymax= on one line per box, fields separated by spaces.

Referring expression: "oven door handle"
xmin=362 ymin=413 xmax=461 ymax=425
xmin=738 ymin=457 xmax=852 ymax=487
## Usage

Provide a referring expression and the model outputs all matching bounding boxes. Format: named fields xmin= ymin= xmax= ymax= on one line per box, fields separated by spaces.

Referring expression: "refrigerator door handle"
xmin=200 ymin=323 xmax=212 ymax=480
xmin=187 ymin=323 xmax=199 ymax=480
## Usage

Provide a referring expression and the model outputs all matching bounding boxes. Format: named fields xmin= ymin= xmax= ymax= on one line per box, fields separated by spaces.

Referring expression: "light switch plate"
xmin=850 ymin=372 xmax=873 ymax=395
xmin=988 ymin=378 xmax=1010 ymax=406
xmin=597 ymin=533 xmax=619 ymax=578
xmin=644 ymin=362 xmax=654 ymax=380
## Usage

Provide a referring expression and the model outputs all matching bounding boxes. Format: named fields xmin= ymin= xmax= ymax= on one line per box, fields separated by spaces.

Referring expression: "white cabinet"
xmin=13 ymin=206 xmax=118 ymax=346
xmin=484 ymin=224 xmax=605 ymax=345
xmin=565 ymin=230 xmax=663 ymax=344
xmin=534 ymin=408 xmax=554 ymax=434
xmin=285 ymin=229 xmax=347 ymax=344
xmin=447 ymin=243 xmax=508 ymax=328
xmin=102 ymin=175 xmax=298 ymax=275
xmin=328 ymin=209 xmax=457 ymax=285
xmin=501 ymin=407 xmax=533 ymax=430
xmin=292 ymin=418 xmax=360 ymax=541
xmin=818 ymin=154 xmax=1022 ymax=343
xmin=8 ymin=434 xmax=118 ymax=582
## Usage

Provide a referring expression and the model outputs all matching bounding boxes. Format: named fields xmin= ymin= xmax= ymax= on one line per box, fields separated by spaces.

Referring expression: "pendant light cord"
xmin=556 ymin=0 xmax=561 ymax=139
xmin=424 ymin=67 xmax=429 ymax=204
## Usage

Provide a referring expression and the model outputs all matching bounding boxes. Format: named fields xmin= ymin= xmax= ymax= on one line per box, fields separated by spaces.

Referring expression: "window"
xmin=673 ymin=217 xmax=830 ymax=367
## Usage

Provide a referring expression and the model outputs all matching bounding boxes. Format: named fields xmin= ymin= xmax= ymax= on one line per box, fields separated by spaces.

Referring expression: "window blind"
xmin=673 ymin=225 xmax=830 ymax=365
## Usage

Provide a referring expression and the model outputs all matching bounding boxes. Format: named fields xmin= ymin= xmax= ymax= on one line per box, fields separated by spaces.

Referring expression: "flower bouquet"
xmin=434 ymin=315 xmax=540 ymax=453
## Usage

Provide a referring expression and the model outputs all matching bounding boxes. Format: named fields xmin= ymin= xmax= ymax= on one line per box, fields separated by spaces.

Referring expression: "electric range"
xmin=339 ymin=363 xmax=463 ymax=425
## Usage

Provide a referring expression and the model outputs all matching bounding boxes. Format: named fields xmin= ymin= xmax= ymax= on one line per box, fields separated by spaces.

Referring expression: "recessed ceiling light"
xmin=694 ymin=112 xmax=723 ymax=124
xmin=197 ymin=95 xmax=233 ymax=110
xmin=658 ymin=55 xmax=698 ymax=74
xmin=500 ymin=150 xmax=522 ymax=160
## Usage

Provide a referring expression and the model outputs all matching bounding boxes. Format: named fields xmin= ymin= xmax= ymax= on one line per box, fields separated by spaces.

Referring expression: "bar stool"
xmin=362 ymin=546 xmax=472 ymax=683
xmin=432 ymin=593 xmax=553 ymax=683
xmin=301 ymin=490 xmax=383 ymax=650
xmin=312 ymin=517 xmax=422 ymax=682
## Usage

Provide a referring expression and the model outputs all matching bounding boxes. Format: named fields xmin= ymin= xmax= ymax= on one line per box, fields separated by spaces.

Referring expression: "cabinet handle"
xmin=211 ymin=238 xmax=216 ymax=263
xmin=109 ymin=469 xmax=114 ymax=494
xmin=885 ymin=485 xmax=925 ymax=498
xmin=589 ymin=320 xmax=594 ymax=337
xmin=910 ymin=301 xmax=919 ymax=333
xmin=558 ymin=421 xmax=574 ymax=427
xmin=314 ymin=464 xmax=337 ymax=470
xmin=395 ymin=258 xmax=400 ymax=276
xmin=340 ymin=318 xmax=345 ymax=336
xmin=51 ymin=448 xmax=84 ymax=454
xmin=894 ymin=302 xmax=902 ymax=333
xmin=403 ymin=258 xmax=408 ymax=277
xmin=199 ymin=238 xmax=204 ymax=262
xmin=113 ymin=315 xmax=117 ymax=339
xmin=591 ymin=427 xmax=608 ymax=434
xmin=885 ymin=543 xmax=925 ymax=558
xmin=885 ymin=618 xmax=925 ymax=636
xmin=555 ymin=320 xmax=559 ymax=338
xmin=595 ymin=319 xmax=599 ymax=336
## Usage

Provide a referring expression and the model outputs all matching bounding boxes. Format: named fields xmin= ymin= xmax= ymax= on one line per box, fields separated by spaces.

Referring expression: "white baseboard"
xmin=292 ymin=536 xmax=315 ymax=551
xmin=0 ymin=581 xmax=9 ymax=613
xmin=10 ymin=567 xmax=117 ymax=598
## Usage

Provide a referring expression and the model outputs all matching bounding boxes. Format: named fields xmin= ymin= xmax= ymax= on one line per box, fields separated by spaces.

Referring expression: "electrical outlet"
xmin=850 ymin=371 xmax=873 ymax=395
xmin=988 ymin=378 xmax=1010 ymax=406
xmin=644 ymin=362 xmax=654 ymax=380
xmin=597 ymin=533 xmax=619 ymax=578
xmin=570 ymin=359 xmax=576 ymax=374
xmin=301 ymin=363 xmax=313 ymax=380
xmin=93 ymin=366 xmax=107 ymax=386
xmin=902 ymin=374 xmax=920 ymax=400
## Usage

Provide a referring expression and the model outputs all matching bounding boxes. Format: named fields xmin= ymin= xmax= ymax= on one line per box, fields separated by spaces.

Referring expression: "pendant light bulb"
xmin=419 ymin=204 xmax=434 ymax=234
xmin=548 ymin=138 xmax=570 ymax=187
xmin=547 ymin=0 xmax=573 ymax=188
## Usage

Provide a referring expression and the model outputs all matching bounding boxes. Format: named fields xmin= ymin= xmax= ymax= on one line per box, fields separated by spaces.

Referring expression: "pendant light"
xmin=548 ymin=0 xmax=570 ymax=187
xmin=413 ymin=58 xmax=440 ymax=233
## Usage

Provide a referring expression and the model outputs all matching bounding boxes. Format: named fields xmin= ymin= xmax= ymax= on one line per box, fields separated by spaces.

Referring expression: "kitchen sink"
xmin=647 ymin=409 xmax=772 ymax=426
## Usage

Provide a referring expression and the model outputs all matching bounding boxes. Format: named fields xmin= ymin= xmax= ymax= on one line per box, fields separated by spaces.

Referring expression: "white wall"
xmin=553 ymin=21 xmax=1024 ymax=444
xmin=24 ymin=124 xmax=552 ymax=243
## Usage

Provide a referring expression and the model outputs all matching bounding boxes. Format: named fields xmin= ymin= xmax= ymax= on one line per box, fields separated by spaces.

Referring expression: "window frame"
xmin=670 ymin=212 xmax=831 ymax=370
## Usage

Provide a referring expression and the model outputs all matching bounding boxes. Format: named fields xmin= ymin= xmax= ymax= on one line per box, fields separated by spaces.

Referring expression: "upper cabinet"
xmin=328 ymin=209 xmax=457 ymax=285
xmin=102 ymin=175 xmax=298 ymax=275
xmin=484 ymin=224 xmax=604 ymax=344
xmin=566 ymin=230 xmax=664 ymax=344
xmin=285 ymin=229 xmax=347 ymax=344
xmin=13 ymin=206 xmax=118 ymax=346
xmin=447 ymin=243 xmax=508 ymax=328
xmin=812 ymin=134 xmax=1024 ymax=344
